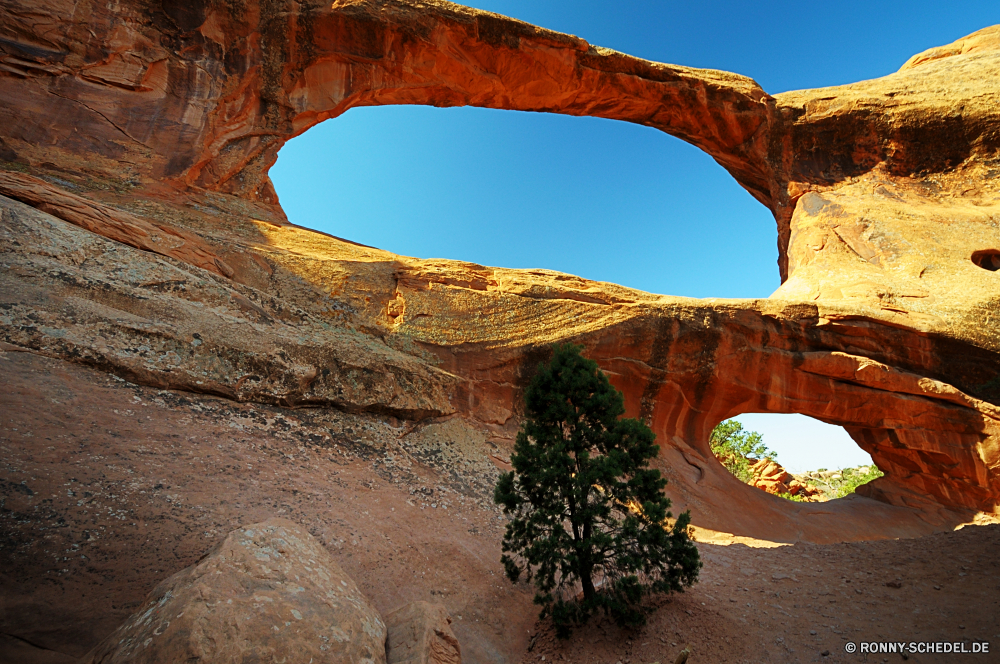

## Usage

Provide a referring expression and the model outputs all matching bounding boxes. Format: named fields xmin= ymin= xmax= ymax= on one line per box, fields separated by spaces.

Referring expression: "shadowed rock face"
xmin=1 ymin=0 xmax=999 ymax=532
xmin=80 ymin=519 xmax=387 ymax=664
xmin=386 ymin=601 xmax=462 ymax=664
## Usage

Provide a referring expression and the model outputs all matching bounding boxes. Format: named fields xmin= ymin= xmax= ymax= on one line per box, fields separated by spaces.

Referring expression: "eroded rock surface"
xmin=0 ymin=349 xmax=529 ymax=663
xmin=1 ymin=2 xmax=1000 ymax=661
xmin=386 ymin=601 xmax=462 ymax=664
xmin=1 ymin=0 xmax=997 ymax=522
xmin=80 ymin=518 xmax=387 ymax=664
xmin=1 ymin=348 xmax=997 ymax=663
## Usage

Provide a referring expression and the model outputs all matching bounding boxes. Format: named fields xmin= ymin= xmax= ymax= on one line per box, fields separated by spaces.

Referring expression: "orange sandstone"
xmin=3 ymin=4 xmax=1000 ymax=661
xmin=0 ymin=0 xmax=998 ymax=542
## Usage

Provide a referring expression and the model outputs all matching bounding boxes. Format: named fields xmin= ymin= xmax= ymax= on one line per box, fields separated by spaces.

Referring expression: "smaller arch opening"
xmin=972 ymin=250 xmax=1000 ymax=271
xmin=709 ymin=414 xmax=883 ymax=503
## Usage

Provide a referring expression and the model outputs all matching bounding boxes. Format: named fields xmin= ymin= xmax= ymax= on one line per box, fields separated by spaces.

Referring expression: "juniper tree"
xmin=494 ymin=344 xmax=701 ymax=638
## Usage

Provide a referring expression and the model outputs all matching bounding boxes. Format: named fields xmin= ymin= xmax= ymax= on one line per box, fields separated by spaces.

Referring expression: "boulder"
xmin=787 ymin=479 xmax=825 ymax=501
xmin=79 ymin=518 xmax=386 ymax=664
xmin=746 ymin=459 xmax=826 ymax=502
xmin=750 ymin=459 xmax=793 ymax=484
xmin=385 ymin=601 xmax=461 ymax=664
xmin=754 ymin=478 xmax=791 ymax=495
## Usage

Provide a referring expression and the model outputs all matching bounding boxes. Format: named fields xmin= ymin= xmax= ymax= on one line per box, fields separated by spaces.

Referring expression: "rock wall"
xmin=1 ymin=0 xmax=999 ymax=529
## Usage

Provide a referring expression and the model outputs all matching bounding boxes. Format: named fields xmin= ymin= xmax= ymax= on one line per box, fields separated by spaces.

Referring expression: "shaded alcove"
xmin=972 ymin=250 xmax=1000 ymax=271
xmin=269 ymin=105 xmax=780 ymax=300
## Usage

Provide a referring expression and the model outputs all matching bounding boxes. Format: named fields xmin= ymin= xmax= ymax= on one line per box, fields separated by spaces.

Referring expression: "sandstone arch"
xmin=1 ymin=0 xmax=999 ymax=539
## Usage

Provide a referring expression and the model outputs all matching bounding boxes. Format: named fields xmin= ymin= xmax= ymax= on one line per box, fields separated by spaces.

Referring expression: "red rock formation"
xmin=745 ymin=458 xmax=823 ymax=501
xmin=1 ymin=0 xmax=998 ymax=535
xmin=0 ymin=172 xmax=235 ymax=277
xmin=3 ymin=4 xmax=1000 ymax=660
xmin=0 ymin=0 xmax=772 ymax=206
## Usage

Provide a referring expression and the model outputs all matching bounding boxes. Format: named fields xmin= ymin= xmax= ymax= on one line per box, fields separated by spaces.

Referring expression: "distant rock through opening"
xmin=709 ymin=414 xmax=881 ymax=504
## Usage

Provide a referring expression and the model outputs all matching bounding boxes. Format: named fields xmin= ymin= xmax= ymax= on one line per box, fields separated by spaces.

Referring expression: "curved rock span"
xmin=1 ymin=0 xmax=999 ymax=539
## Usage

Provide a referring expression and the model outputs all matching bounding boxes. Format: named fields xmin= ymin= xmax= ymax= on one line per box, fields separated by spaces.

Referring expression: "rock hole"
xmin=971 ymin=250 xmax=1000 ymax=271
xmin=270 ymin=105 xmax=779 ymax=298
xmin=710 ymin=413 xmax=881 ymax=503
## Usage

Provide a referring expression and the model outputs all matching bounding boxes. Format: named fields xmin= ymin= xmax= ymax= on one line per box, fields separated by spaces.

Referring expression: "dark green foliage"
xmin=831 ymin=465 xmax=885 ymax=498
xmin=494 ymin=344 xmax=701 ymax=638
xmin=709 ymin=419 xmax=776 ymax=483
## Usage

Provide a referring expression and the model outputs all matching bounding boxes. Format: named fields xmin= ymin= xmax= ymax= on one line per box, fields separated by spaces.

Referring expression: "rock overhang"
xmin=0 ymin=0 xmax=998 ymax=536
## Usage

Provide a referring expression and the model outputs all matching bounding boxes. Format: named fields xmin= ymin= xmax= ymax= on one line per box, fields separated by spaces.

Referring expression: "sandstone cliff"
xmin=1 ymin=0 xmax=997 ymax=523
xmin=1 ymin=3 xmax=1000 ymax=659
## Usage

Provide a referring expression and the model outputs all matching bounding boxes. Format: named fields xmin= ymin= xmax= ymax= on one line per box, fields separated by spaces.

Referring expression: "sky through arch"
xmin=271 ymin=0 xmax=998 ymax=298
xmin=269 ymin=0 xmax=999 ymax=470
xmin=272 ymin=107 xmax=776 ymax=299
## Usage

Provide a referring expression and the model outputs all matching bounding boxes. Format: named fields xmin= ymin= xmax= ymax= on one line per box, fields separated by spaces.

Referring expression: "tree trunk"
xmin=581 ymin=571 xmax=597 ymax=601
xmin=579 ymin=517 xmax=596 ymax=600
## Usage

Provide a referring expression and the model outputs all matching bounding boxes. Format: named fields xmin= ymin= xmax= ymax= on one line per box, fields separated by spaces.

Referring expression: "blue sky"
xmin=271 ymin=1 xmax=998 ymax=471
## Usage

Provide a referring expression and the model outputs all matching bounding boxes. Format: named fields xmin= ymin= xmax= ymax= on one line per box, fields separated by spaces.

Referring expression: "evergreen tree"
xmin=494 ymin=344 xmax=701 ymax=638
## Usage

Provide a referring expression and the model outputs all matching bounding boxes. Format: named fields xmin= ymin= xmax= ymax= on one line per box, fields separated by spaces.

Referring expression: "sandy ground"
xmin=0 ymin=349 xmax=533 ymax=663
xmin=2 ymin=348 xmax=998 ymax=664
xmin=525 ymin=525 xmax=1000 ymax=664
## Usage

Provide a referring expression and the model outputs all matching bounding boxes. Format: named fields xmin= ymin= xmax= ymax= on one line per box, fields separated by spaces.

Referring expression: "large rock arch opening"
xmin=268 ymin=103 xmax=779 ymax=298
xmin=726 ymin=412 xmax=873 ymax=473
xmin=708 ymin=413 xmax=875 ymax=501
xmin=0 ymin=0 xmax=997 ymax=543
xmin=7 ymin=4 xmax=1000 ymax=662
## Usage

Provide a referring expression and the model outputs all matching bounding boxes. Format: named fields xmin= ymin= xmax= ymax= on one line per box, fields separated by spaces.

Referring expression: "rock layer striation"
xmin=1 ymin=0 xmax=999 ymax=535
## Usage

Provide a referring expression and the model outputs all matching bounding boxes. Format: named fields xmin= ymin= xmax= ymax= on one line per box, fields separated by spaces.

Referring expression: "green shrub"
xmin=709 ymin=419 xmax=778 ymax=483
xmin=831 ymin=465 xmax=884 ymax=498
xmin=494 ymin=344 xmax=701 ymax=638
